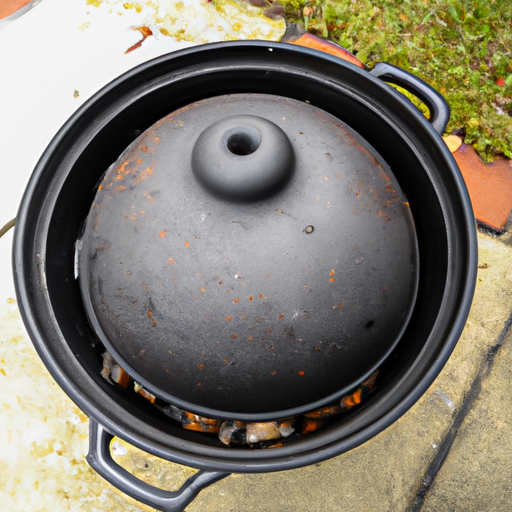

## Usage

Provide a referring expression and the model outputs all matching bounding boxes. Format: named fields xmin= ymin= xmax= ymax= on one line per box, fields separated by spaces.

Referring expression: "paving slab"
xmin=421 ymin=322 xmax=512 ymax=511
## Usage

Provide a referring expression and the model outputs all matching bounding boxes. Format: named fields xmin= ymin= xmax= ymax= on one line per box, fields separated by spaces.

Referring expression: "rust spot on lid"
xmin=233 ymin=298 xmax=240 ymax=303
xmin=232 ymin=334 xmax=238 ymax=339
xmin=141 ymin=146 xmax=148 ymax=152
xmin=143 ymin=191 xmax=154 ymax=203
xmin=117 ymin=160 xmax=130 ymax=175
xmin=299 ymin=370 xmax=305 ymax=376
xmin=197 ymin=363 xmax=205 ymax=370
xmin=278 ymin=314 xmax=284 ymax=321
xmin=225 ymin=315 xmax=233 ymax=322
xmin=184 ymin=241 xmax=190 ymax=247
xmin=168 ymin=258 xmax=177 ymax=264
xmin=249 ymin=296 xmax=254 ymax=301
xmin=333 ymin=301 xmax=345 ymax=309
xmin=159 ymin=230 xmax=166 ymax=238
xmin=147 ymin=309 xmax=157 ymax=326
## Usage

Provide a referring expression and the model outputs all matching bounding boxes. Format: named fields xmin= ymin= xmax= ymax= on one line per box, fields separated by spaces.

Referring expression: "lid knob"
xmin=191 ymin=115 xmax=295 ymax=202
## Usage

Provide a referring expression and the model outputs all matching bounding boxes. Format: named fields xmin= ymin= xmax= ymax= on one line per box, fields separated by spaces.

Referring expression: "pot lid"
xmin=79 ymin=93 xmax=419 ymax=420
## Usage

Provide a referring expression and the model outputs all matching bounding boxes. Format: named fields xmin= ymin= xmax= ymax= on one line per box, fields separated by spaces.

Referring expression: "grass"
xmin=281 ymin=0 xmax=512 ymax=162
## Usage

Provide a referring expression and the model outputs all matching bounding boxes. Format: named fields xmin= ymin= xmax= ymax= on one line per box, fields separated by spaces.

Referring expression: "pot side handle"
xmin=87 ymin=419 xmax=230 ymax=512
xmin=370 ymin=62 xmax=450 ymax=136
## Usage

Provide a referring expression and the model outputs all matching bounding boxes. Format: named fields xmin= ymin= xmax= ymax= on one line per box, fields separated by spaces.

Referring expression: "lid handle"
xmin=191 ymin=115 xmax=295 ymax=202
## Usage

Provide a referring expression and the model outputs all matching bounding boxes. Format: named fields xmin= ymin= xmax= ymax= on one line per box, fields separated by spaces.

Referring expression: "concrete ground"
xmin=2 ymin=228 xmax=512 ymax=511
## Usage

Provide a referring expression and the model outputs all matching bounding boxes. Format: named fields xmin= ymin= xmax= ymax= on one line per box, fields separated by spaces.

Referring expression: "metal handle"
xmin=370 ymin=62 xmax=450 ymax=135
xmin=87 ymin=419 xmax=230 ymax=512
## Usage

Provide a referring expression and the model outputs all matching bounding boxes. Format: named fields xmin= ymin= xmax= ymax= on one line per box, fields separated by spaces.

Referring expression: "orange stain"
xmin=233 ymin=298 xmax=240 ymax=303
xmin=225 ymin=315 xmax=233 ymax=322
xmin=143 ymin=191 xmax=154 ymax=203
xmin=147 ymin=309 xmax=157 ymax=326
xmin=168 ymin=258 xmax=177 ymax=264
xmin=200 ymin=287 xmax=206 ymax=292
xmin=184 ymin=241 xmax=190 ymax=247
xmin=159 ymin=230 xmax=166 ymax=238
xmin=299 ymin=370 xmax=305 ymax=376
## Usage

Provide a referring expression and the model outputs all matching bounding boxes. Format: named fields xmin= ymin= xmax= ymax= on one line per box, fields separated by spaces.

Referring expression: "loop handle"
xmin=87 ymin=420 xmax=230 ymax=512
xmin=370 ymin=61 xmax=450 ymax=135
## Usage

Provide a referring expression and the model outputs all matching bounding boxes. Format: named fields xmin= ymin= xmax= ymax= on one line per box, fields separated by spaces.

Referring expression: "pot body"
xmin=13 ymin=41 xmax=477 ymax=474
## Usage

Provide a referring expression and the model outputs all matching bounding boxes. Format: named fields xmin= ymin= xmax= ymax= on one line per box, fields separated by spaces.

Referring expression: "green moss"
xmin=282 ymin=0 xmax=512 ymax=161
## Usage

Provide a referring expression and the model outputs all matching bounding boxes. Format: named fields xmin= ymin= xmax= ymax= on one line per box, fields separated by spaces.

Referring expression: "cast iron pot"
xmin=13 ymin=41 xmax=477 ymax=512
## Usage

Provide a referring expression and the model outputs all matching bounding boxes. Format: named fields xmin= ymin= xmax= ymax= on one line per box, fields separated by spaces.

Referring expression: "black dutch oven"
xmin=13 ymin=41 xmax=477 ymax=511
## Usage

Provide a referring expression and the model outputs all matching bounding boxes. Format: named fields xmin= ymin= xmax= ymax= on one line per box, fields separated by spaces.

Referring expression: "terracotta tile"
xmin=0 ymin=0 xmax=32 ymax=20
xmin=450 ymin=142 xmax=512 ymax=232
